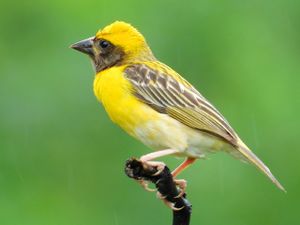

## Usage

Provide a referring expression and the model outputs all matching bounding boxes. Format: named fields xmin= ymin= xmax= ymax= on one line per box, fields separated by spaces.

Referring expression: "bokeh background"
xmin=0 ymin=0 xmax=299 ymax=224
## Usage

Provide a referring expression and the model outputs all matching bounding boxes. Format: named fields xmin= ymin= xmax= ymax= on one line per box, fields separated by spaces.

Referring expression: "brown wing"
xmin=124 ymin=63 xmax=238 ymax=145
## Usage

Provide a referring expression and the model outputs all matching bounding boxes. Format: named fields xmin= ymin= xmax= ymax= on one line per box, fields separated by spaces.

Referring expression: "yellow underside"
xmin=93 ymin=65 xmax=160 ymax=136
xmin=93 ymin=65 xmax=226 ymax=157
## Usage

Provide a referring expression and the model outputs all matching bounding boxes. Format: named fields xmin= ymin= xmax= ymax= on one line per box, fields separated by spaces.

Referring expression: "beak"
xmin=70 ymin=37 xmax=94 ymax=56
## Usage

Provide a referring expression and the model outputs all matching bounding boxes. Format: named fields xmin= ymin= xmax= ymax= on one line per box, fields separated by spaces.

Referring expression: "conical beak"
xmin=70 ymin=37 xmax=94 ymax=56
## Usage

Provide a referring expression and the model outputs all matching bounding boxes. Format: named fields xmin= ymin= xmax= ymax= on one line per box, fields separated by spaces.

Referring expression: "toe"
xmin=138 ymin=180 xmax=156 ymax=192
xmin=174 ymin=179 xmax=187 ymax=198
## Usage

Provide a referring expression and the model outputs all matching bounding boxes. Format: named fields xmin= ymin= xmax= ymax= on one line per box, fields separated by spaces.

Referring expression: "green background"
xmin=0 ymin=0 xmax=299 ymax=224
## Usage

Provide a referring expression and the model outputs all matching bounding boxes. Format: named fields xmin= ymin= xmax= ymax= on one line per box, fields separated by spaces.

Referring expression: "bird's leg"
xmin=140 ymin=149 xmax=179 ymax=175
xmin=172 ymin=157 xmax=196 ymax=177
xmin=140 ymin=149 xmax=179 ymax=161
xmin=138 ymin=149 xmax=179 ymax=192
xmin=172 ymin=157 xmax=196 ymax=198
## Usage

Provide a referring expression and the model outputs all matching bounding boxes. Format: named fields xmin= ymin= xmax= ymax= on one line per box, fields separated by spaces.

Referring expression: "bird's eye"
xmin=99 ymin=40 xmax=109 ymax=49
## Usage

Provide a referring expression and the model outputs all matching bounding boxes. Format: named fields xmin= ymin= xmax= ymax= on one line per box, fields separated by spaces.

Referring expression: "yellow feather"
xmin=95 ymin=21 xmax=154 ymax=62
xmin=93 ymin=65 xmax=160 ymax=137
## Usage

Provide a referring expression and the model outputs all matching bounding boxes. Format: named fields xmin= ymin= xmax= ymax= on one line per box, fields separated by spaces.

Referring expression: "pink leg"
xmin=140 ymin=149 xmax=179 ymax=161
xmin=172 ymin=157 xmax=196 ymax=177
xmin=172 ymin=157 xmax=196 ymax=198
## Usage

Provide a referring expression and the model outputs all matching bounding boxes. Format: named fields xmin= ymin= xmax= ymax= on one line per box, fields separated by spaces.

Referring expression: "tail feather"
xmin=236 ymin=141 xmax=286 ymax=192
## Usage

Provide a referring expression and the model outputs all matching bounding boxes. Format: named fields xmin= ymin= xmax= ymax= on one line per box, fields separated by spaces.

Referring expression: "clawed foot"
xmin=156 ymin=191 xmax=185 ymax=211
xmin=156 ymin=177 xmax=187 ymax=210
xmin=137 ymin=158 xmax=187 ymax=210
xmin=140 ymin=160 xmax=166 ymax=176
xmin=137 ymin=160 xmax=166 ymax=192
xmin=174 ymin=178 xmax=187 ymax=198
xmin=155 ymin=176 xmax=188 ymax=211
xmin=138 ymin=180 xmax=156 ymax=192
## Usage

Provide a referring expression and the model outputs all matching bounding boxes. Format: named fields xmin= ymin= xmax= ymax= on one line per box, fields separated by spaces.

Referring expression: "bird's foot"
xmin=138 ymin=160 xmax=187 ymax=198
xmin=131 ymin=158 xmax=187 ymax=210
xmin=174 ymin=178 xmax=187 ymax=198
xmin=140 ymin=160 xmax=166 ymax=176
xmin=156 ymin=191 xmax=184 ymax=211
xmin=137 ymin=180 xmax=156 ymax=192
xmin=136 ymin=160 xmax=166 ymax=191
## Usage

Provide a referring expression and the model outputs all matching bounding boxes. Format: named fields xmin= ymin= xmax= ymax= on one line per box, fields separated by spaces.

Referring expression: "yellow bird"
xmin=71 ymin=21 xmax=285 ymax=192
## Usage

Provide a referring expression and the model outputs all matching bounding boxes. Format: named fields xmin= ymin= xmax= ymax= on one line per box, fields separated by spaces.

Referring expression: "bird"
xmin=71 ymin=21 xmax=285 ymax=193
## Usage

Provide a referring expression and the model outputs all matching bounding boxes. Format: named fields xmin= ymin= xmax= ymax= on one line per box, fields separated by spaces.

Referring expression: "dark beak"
xmin=70 ymin=37 xmax=94 ymax=56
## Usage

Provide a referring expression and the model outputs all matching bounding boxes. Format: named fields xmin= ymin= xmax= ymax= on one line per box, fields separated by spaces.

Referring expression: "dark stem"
xmin=125 ymin=158 xmax=192 ymax=225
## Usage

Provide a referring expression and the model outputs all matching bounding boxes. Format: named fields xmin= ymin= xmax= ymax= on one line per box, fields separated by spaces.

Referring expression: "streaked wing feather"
xmin=124 ymin=63 xmax=238 ymax=145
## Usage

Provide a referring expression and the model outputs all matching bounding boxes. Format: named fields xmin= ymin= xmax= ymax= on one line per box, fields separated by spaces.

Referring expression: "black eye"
xmin=99 ymin=40 xmax=109 ymax=48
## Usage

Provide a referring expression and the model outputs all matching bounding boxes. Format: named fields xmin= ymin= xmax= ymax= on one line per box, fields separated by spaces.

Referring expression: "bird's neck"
xmin=124 ymin=46 xmax=156 ymax=64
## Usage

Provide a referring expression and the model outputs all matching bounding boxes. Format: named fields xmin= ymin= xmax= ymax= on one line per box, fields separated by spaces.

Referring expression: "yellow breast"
xmin=93 ymin=66 xmax=159 ymax=136
xmin=93 ymin=65 xmax=224 ymax=155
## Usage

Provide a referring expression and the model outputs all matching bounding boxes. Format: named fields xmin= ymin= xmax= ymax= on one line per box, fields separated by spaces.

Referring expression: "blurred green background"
xmin=0 ymin=0 xmax=299 ymax=224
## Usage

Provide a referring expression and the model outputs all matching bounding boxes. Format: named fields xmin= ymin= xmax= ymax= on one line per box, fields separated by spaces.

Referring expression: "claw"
xmin=140 ymin=160 xmax=166 ymax=176
xmin=162 ymin=200 xmax=185 ymax=211
xmin=175 ymin=190 xmax=185 ymax=199
xmin=174 ymin=179 xmax=187 ymax=198
xmin=137 ymin=180 xmax=156 ymax=192
xmin=156 ymin=191 xmax=167 ymax=200
xmin=152 ymin=164 xmax=165 ymax=176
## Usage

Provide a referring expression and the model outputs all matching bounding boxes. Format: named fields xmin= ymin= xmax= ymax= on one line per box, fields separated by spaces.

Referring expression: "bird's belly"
xmin=134 ymin=113 xmax=226 ymax=158
xmin=94 ymin=68 xmax=225 ymax=158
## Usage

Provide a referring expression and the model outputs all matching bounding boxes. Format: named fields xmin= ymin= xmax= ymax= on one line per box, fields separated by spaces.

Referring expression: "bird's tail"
xmin=236 ymin=140 xmax=286 ymax=192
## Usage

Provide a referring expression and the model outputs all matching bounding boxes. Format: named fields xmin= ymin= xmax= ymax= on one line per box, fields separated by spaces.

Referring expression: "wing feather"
xmin=124 ymin=63 xmax=238 ymax=145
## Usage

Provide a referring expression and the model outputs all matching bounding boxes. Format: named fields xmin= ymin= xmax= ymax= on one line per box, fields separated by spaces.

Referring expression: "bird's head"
xmin=71 ymin=21 xmax=155 ymax=72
